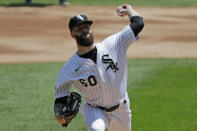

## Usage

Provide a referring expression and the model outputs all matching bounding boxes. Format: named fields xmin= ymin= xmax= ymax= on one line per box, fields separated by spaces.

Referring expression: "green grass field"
xmin=0 ymin=59 xmax=197 ymax=131
xmin=0 ymin=0 xmax=197 ymax=6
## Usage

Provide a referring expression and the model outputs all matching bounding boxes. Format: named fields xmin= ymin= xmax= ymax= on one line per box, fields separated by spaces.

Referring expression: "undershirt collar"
xmin=79 ymin=47 xmax=97 ymax=64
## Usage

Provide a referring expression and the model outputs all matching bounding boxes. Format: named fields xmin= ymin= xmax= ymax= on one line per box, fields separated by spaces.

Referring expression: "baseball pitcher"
xmin=54 ymin=4 xmax=144 ymax=131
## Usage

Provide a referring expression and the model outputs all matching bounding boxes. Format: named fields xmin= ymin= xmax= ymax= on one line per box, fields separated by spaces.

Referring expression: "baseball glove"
xmin=54 ymin=92 xmax=81 ymax=127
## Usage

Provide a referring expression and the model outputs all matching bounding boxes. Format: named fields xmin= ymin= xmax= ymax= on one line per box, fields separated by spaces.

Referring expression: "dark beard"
xmin=76 ymin=33 xmax=94 ymax=47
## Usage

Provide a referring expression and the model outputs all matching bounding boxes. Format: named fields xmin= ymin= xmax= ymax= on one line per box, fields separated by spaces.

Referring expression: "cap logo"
xmin=76 ymin=15 xmax=84 ymax=20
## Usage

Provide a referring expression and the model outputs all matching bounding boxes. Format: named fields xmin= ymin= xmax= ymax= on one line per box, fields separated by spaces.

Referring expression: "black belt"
xmin=87 ymin=100 xmax=127 ymax=112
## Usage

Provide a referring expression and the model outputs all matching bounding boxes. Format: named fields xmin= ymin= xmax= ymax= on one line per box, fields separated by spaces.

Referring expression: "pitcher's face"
xmin=71 ymin=24 xmax=94 ymax=47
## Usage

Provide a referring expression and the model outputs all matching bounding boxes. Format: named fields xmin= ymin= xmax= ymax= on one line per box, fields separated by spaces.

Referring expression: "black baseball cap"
xmin=69 ymin=14 xmax=93 ymax=31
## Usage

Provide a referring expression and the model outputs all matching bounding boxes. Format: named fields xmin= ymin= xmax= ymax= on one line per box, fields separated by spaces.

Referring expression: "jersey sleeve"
xmin=54 ymin=65 xmax=72 ymax=99
xmin=116 ymin=25 xmax=136 ymax=51
xmin=101 ymin=25 xmax=136 ymax=53
xmin=55 ymin=82 xmax=71 ymax=98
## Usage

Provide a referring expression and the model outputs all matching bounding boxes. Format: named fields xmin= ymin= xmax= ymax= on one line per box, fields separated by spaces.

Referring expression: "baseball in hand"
xmin=116 ymin=5 xmax=127 ymax=17
xmin=122 ymin=5 xmax=127 ymax=9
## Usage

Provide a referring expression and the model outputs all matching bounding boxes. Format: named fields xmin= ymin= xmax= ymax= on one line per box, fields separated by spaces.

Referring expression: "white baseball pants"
xmin=82 ymin=98 xmax=132 ymax=131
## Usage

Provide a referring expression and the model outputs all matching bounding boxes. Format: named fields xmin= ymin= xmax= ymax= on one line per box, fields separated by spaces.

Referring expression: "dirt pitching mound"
xmin=0 ymin=6 xmax=197 ymax=63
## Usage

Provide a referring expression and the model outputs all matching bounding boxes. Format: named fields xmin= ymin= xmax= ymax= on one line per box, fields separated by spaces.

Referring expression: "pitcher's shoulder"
xmin=61 ymin=53 xmax=79 ymax=71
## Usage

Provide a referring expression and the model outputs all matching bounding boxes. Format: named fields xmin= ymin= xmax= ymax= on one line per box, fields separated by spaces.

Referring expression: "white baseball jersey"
xmin=55 ymin=25 xmax=136 ymax=108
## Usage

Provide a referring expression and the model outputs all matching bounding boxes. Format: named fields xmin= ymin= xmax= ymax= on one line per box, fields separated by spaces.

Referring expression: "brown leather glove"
xmin=54 ymin=92 xmax=81 ymax=127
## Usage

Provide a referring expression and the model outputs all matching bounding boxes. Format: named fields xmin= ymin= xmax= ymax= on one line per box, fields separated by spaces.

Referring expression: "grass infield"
xmin=0 ymin=0 xmax=197 ymax=6
xmin=0 ymin=59 xmax=197 ymax=131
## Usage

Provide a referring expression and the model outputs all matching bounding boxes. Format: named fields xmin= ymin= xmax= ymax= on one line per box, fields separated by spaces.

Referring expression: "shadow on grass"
xmin=0 ymin=2 xmax=55 ymax=7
